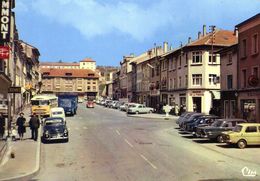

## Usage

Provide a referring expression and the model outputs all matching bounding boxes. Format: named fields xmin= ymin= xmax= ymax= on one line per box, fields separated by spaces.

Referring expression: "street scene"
xmin=0 ymin=0 xmax=260 ymax=181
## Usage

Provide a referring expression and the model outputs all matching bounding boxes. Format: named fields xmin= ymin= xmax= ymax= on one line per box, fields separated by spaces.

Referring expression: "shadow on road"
xmin=181 ymin=135 xmax=195 ymax=139
xmin=193 ymin=139 xmax=215 ymax=144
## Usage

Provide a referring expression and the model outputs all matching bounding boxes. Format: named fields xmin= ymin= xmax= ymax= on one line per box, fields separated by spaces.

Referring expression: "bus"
xmin=31 ymin=95 xmax=58 ymax=117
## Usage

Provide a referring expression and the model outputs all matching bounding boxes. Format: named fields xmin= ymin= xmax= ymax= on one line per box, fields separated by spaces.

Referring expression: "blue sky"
xmin=15 ymin=0 xmax=260 ymax=66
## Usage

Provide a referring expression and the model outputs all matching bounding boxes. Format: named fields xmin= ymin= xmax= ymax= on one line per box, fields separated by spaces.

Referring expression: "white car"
xmin=127 ymin=104 xmax=154 ymax=114
xmin=50 ymin=107 xmax=66 ymax=122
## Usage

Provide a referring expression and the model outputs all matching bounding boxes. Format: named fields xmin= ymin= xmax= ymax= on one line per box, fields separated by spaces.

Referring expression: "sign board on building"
xmin=8 ymin=87 xmax=21 ymax=93
xmin=0 ymin=45 xmax=9 ymax=59
xmin=0 ymin=0 xmax=11 ymax=43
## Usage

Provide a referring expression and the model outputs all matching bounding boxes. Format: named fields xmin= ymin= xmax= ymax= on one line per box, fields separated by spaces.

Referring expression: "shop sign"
xmin=0 ymin=0 xmax=11 ymax=43
xmin=0 ymin=45 xmax=9 ymax=59
xmin=190 ymin=91 xmax=204 ymax=96
xmin=8 ymin=86 xmax=21 ymax=93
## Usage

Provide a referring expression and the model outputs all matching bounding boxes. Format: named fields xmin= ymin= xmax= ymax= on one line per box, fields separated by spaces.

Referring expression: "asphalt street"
xmin=31 ymin=104 xmax=260 ymax=181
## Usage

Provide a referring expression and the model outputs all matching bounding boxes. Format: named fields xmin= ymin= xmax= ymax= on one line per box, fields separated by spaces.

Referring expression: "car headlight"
xmin=45 ymin=130 xmax=49 ymax=135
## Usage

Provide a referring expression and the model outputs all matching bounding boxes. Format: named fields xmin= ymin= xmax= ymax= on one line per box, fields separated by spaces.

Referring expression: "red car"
xmin=86 ymin=101 xmax=95 ymax=108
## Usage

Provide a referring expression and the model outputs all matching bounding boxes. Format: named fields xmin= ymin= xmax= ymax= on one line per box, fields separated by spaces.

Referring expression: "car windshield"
xmin=211 ymin=120 xmax=223 ymax=127
xmin=45 ymin=119 xmax=64 ymax=126
xmin=233 ymin=125 xmax=243 ymax=132
xmin=31 ymin=100 xmax=49 ymax=106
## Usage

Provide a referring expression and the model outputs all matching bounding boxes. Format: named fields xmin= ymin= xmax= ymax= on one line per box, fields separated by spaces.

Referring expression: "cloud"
xmin=18 ymin=0 xmax=260 ymax=41
xmin=19 ymin=0 xmax=175 ymax=41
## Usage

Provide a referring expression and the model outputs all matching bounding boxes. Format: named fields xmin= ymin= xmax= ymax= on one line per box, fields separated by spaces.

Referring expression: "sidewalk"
xmin=127 ymin=113 xmax=178 ymax=120
xmin=0 ymin=107 xmax=41 ymax=181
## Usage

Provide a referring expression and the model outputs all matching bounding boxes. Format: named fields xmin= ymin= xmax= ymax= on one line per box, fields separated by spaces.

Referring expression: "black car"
xmin=42 ymin=117 xmax=69 ymax=143
xmin=196 ymin=118 xmax=247 ymax=143
xmin=180 ymin=113 xmax=205 ymax=130
xmin=185 ymin=115 xmax=219 ymax=134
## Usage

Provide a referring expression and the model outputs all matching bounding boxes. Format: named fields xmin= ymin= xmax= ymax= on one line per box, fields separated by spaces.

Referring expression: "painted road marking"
xmin=140 ymin=154 xmax=157 ymax=170
xmin=124 ymin=138 xmax=134 ymax=148
xmin=116 ymin=130 xmax=121 ymax=135
xmin=83 ymin=127 xmax=88 ymax=129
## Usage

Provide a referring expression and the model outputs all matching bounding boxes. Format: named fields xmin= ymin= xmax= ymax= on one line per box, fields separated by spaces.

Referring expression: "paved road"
xmin=32 ymin=104 xmax=260 ymax=181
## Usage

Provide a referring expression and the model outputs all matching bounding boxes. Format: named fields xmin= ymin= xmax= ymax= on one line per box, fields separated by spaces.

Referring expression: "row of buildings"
xmin=0 ymin=0 xmax=40 ymax=117
xmin=106 ymin=14 xmax=260 ymax=122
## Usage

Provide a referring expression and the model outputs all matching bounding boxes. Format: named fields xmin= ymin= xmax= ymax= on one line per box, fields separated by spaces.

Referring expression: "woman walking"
xmin=16 ymin=112 xmax=26 ymax=140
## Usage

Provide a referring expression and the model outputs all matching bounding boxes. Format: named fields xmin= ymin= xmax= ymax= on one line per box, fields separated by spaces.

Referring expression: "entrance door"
xmin=192 ymin=97 xmax=201 ymax=113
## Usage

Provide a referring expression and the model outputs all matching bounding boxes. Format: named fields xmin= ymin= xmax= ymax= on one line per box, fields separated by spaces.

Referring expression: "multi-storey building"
xmin=160 ymin=27 xmax=237 ymax=114
xmin=40 ymin=58 xmax=96 ymax=70
xmin=236 ymin=13 xmax=260 ymax=122
xmin=40 ymin=68 xmax=99 ymax=99
xmin=219 ymin=43 xmax=238 ymax=118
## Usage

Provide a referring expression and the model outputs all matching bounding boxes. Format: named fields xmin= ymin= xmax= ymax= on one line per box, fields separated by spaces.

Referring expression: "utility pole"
xmin=209 ymin=25 xmax=216 ymax=64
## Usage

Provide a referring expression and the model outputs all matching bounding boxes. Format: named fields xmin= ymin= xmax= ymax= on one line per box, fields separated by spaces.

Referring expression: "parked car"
xmin=127 ymin=104 xmax=154 ymax=114
xmin=86 ymin=101 xmax=95 ymax=108
xmin=180 ymin=113 xmax=204 ymax=130
xmin=104 ymin=100 xmax=112 ymax=107
xmin=222 ymin=123 xmax=260 ymax=149
xmin=42 ymin=117 xmax=69 ymax=143
xmin=178 ymin=112 xmax=197 ymax=128
xmin=109 ymin=101 xmax=118 ymax=108
xmin=120 ymin=103 xmax=129 ymax=111
xmin=176 ymin=112 xmax=192 ymax=125
xmin=185 ymin=115 xmax=219 ymax=135
xmin=78 ymin=98 xmax=84 ymax=103
xmin=114 ymin=101 xmax=124 ymax=109
xmin=196 ymin=118 xmax=247 ymax=143
xmin=50 ymin=107 xmax=66 ymax=122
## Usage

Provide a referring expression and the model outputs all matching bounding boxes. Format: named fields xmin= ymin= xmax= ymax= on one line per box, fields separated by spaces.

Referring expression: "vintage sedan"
xmin=42 ymin=117 xmax=69 ymax=143
xmin=196 ymin=118 xmax=247 ymax=143
xmin=223 ymin=123 xmax=260 ymax=149
xmin=127 ymin=104 xmax=154 ymax=114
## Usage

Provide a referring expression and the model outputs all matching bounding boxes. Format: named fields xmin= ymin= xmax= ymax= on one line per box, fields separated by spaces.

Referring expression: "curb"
xmin=0 ymin=142 xmax=8 ymax=166
xmin=127 ymin=114 xmax=177 ymax=120
xmin=0 ymin=127 xmax=42 ymax=181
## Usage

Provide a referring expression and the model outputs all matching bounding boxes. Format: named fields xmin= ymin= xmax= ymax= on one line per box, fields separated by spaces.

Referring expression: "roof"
xmin=236 ymin=13 xmax=260 ymax=28
xmin=188 ymin=30 xmax=237 ymax=47
xmin=31 ymin=94 xmax=57 ymax=100
xmin=40 ymin=62 xmax=79 ymax=66
xmin=40 ymin=68 xmax=99 ymax=78
xmin=80 ymin=58 xmax=95 ymax=62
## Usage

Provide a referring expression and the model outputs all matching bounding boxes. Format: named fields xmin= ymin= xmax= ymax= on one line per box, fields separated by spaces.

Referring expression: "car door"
xmin=139 ymin=105 xmax=145 ymax=113
xmin=244 ymin=126 xmax=258 ymax=145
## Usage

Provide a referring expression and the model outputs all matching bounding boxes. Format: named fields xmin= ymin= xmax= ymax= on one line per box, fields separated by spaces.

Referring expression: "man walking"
xmin=29 ymin=113 xmax=40 ymax=141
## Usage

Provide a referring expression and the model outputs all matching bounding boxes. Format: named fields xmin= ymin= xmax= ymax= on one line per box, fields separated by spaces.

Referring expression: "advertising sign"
xmin=0 ymin=0 xmax=11 ymax=43
xmin=0 ymin=45 xmax=9 ymax=59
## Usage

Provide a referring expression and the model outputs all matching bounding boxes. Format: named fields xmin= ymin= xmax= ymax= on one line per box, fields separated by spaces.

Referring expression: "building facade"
xmin=40 ymin=68 xmax=99 ymax=99
xmin=236 ymin=13 xmax=260 ymax=122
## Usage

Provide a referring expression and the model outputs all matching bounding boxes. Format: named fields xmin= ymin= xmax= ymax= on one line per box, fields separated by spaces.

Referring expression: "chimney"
xmin=203 ymin=25 xmax=206 ymax=36
xmin=188 ymin=37 xmax=192 ymax=44
xmin=198 ymin=31 xmax=202 ymax=39
xmin=234 ymin=27 xmax=238 ymax=38
xmin=163 ymin=42 xmax=168 ymax=53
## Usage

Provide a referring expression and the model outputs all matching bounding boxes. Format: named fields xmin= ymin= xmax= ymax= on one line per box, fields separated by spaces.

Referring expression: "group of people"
xmin=0 ymin=112 xmax=40 ymax=141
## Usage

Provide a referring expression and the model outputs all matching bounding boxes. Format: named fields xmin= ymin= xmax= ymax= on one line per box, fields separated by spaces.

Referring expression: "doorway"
xmin=192 ymin=97 xmax=201 ymax=113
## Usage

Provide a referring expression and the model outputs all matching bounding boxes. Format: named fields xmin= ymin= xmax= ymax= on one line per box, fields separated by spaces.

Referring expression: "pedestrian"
xmin=29 ymin=113 xmax=40 ymax=141
xmin=179 ymin=105 xmax=184 ymax=116
xmin=16 ymin=112 xmax=26 ymax=140
xmin=175 ymin=104 xmax=179 ymax=116
xmin=0 ymin=113 xmax=5 ymax=140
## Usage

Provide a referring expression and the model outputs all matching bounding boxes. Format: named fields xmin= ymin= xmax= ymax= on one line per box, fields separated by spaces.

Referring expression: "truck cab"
xmin=58 ymin=94 xmax=78 ymax=116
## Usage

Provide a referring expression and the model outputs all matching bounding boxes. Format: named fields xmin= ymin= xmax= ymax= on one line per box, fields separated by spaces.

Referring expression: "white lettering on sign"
xmin=1 ymin=0 xmax=10 ymax=40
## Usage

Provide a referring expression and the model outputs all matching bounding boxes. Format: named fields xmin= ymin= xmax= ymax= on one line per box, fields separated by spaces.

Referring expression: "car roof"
xmin=216 ymin=118 xmax=246 ymax=122
xmin=237 ymin=123 xmax=260 ymax=126
xmin=51 ymin=107 xmax=64 ymax=112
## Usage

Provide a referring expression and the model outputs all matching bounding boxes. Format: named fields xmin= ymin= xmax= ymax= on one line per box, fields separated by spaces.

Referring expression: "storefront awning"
xmin=211 ymin=90 xmax=220 ymax=99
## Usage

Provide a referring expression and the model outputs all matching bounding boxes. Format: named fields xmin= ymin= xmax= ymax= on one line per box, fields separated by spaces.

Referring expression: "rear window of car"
xmin=52 ymin=111 xmax=63 ymax=115
xmin=245 ymin=126 xmax=257 ymax=133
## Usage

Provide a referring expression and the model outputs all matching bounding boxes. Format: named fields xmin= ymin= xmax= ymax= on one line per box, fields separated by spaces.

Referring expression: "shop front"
xmin=238 ymin=91 xmax=260 ymax=123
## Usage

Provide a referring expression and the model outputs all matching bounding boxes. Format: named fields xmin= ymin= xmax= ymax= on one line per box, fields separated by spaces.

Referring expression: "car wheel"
xmin=237 ymin=139 xmax=247 ymax=149
xmin=217 ymin=135 xmax=224 ymax=143
xmin=149 ymin=110 xmax=153 ymax=114
xmin=136 ymin=111 xmax=139 ymax=114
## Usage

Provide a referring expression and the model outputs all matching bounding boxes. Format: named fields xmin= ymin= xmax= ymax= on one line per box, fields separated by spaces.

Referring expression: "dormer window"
xmin=88 ymin=73 xmax=94 ymax=76
xmin=42 ymin=72 xmax=50 ymax=76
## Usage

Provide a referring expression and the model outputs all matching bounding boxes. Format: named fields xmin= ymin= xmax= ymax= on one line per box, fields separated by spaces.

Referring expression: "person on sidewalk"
xmin=16 ymin=112 xmax=26 ymax=140
xmin=29 ymin=113 xmax=40 ymax=141
xmin=0 ymin=113 xmax=5 ymax=140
